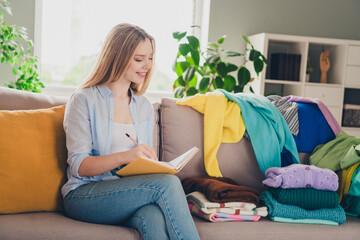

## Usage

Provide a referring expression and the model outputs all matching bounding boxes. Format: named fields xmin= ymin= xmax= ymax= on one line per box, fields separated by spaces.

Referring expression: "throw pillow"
xmin=0 ymin=105 xmax=67 ymax=214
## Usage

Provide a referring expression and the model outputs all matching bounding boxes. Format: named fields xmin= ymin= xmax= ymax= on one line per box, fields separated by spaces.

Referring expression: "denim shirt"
xmin=61 ymin=85 xmax=154 ymax=198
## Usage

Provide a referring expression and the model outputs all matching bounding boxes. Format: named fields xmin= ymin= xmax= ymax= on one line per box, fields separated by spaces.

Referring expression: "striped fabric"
xmin=188 ymin=202 xmax=262 ymax=222
xmin=186 ymin=191 xmax=268 ymax=216
xmin=266 ymin=95 xmax=299 ymax=136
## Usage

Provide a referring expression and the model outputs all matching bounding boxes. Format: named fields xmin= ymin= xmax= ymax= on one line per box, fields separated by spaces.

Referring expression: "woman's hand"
xmin=127 ymin=144 xmax=158 ymax=164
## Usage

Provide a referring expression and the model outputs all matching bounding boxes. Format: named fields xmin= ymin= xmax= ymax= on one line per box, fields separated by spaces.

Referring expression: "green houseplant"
xmin=172 ymin=27 xmax=267 ymax=98
xmin=0 ymin=0 xmax=44 ymax=92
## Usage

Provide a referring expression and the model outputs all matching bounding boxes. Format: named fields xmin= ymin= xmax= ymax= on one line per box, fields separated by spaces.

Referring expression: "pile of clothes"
xmin=260 ymin=164 xmax=346 ymax=225
xmin=309 ymin=131 xmax=360 ymax=217
xmin=182 ymin=176 xmax=268 ymax=222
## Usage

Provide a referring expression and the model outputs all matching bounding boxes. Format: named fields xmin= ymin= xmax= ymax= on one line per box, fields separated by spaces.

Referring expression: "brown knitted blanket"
xmin=181 ymin=176 xmax=260 ymax=204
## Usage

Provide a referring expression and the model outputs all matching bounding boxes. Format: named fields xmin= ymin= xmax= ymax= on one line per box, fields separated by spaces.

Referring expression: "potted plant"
xmin=0 ymin=0 xmax=44 ymax=92
xmin=171 ymin=26 xmax=267 ymax=98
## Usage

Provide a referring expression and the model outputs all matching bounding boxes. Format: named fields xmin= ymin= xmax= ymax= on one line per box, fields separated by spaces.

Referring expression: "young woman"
xmin=61 ymin=23 xmax=200 ymax=240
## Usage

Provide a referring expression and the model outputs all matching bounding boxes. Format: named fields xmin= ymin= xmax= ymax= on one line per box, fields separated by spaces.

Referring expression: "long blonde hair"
xmin=81 ymin=23 xmax=155 ymax=95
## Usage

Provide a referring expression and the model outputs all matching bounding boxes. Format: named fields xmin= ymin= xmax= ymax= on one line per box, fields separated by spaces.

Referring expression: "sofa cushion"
xmin=0 ymin=212 xmax=139 ymax=240
xmin=0 ymin=86 xmax=68 ymax=110
xmin=159 ymin=98 xmax=266 ymax=191
xmin=0 ymin=105 xmax=67 ymax=214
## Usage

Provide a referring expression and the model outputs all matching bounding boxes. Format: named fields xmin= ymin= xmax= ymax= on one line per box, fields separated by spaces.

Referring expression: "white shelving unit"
xmin=246 ymin=33 xmax=360 ymax=137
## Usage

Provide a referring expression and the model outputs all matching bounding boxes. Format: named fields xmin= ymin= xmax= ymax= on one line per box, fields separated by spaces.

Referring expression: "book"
xmin=115 ymin=147 xmax=199 ymax=177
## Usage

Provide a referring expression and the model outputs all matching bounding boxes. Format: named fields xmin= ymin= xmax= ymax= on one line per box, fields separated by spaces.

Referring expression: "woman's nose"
xmin=144 ymin=59 xmax=152 ymax=70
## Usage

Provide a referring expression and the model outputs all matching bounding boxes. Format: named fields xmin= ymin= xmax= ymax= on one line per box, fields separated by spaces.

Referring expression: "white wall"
xmin=208 ymin=0 xmax=360 ymax=61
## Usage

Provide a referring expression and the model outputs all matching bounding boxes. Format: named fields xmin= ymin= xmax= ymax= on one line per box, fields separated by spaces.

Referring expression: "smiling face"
xmin=122 ymin=38 xmax=154 ymax=85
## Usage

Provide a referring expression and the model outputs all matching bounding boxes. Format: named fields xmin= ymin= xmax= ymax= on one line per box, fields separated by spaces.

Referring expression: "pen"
xmin=125 ymin=133 xmax=139 ymax=146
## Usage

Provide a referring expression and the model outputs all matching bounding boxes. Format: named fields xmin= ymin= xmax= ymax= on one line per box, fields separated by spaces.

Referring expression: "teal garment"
xmin=260 ymin=191 xmax=346 ymax=224
xmin=217 ymin=90 xmax=299 ymax=174
xmin=270 ymin=216 xmax=339 ymax=226
xmin=341 ymin=195 xmax=360 ymax=216
xmin=309 ymin=131 xmax=360 ymax=171
xmin=268 ymin=187 xmax=339 ymax=210
xmin=349 ymin=164 xmax=360 ymax=196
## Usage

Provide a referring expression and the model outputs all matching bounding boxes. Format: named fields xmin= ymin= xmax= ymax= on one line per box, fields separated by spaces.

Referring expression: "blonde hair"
xmin=81 ymin=23 xmax=155 ymax=95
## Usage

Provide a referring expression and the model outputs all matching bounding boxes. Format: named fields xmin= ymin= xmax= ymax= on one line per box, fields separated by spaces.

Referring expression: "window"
xmin=38 ymin=0 xmax=209 ymax=96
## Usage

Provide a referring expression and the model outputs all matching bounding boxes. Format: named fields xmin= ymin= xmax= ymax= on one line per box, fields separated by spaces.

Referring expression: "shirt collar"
xmin=96 ymin=85 xmax=137 ymax=103
xmin=97 ymin=85 xmax=112 ymax=98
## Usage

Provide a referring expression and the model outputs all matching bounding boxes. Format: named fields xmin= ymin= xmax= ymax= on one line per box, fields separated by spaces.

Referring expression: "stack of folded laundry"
xmin=260 ymin=164 xmax=346 ymax=225
xmin=181 ymin=176 xmax=268 ymax=222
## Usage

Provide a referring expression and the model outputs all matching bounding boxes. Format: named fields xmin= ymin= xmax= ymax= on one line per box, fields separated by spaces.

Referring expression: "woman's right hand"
xmin=126 ymin=144 xmax=158 ymax=164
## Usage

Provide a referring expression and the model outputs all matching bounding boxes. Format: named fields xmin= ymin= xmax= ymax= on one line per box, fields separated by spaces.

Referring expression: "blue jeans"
xmin=63 ymin=174 xmax=200 ymax=240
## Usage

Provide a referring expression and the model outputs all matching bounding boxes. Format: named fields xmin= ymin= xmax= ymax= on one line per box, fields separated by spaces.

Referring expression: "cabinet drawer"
xmin=345 ymin=66 xmax=360 ymax=87
xmin=347 ymin=45 xmax=360 ymax=65
xmin=304 ymin=86 xmax=342 ymax=107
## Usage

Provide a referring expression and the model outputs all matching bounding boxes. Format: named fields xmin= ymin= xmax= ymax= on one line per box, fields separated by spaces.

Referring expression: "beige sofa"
xmin=0 ymin=86 xmax=359 ymax=240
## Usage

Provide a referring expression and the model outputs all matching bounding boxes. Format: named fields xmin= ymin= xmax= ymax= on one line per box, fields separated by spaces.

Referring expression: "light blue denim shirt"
xmin=61 ymin=85 xmax=154 ymax=198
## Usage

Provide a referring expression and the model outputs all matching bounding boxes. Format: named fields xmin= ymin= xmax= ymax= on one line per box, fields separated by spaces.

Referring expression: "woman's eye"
xmin=135 ymin=59 xmax=142 ymax=62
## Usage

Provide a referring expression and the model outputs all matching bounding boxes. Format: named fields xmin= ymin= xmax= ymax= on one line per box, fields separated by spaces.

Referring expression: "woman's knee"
xmin=158 ymin=174 xmax=182 ymax=188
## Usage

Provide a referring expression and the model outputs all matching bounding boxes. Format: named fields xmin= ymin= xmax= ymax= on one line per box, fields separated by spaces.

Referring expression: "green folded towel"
xmin=268 ymin=187 xmax=339 ymax=210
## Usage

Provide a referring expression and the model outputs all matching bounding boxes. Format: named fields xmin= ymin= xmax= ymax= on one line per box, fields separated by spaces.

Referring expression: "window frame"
xmin=34 ymin=0 xmax=210 ymax=100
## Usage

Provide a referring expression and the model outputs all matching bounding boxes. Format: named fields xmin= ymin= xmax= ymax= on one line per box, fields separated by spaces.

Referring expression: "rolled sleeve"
xmin=63 ymin=92 xmax=93 ymax=178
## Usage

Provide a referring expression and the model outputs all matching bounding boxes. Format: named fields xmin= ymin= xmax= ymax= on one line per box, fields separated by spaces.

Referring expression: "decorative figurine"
xmin=320 ymin=49 xmax=330 ymax=83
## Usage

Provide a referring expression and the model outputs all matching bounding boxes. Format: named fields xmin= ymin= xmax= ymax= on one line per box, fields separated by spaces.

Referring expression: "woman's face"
xmin=123 ymin=38 xmax=153 ymax=85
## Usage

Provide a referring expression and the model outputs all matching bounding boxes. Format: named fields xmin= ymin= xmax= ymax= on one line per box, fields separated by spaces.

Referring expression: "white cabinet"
xmin=246 ymin=33 xmax=360 ymax=137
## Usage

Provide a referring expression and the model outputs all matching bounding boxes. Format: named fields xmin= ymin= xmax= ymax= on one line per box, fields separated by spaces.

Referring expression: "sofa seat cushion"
xmin=0 ymin=105 xmax=67 ymax=213
xmin=0 ymin=212 xmax=139 ymax=240
xmin=193 ymin=215 xmax=360 ymax=240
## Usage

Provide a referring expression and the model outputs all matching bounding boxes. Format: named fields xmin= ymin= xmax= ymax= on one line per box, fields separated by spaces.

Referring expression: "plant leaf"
xmin=186 ymin=86 xmax=198 ymax=97
xmin=216 ymin=62 xmax=227 ymax=78
xmin=213 ymin=76 xmax=224 ymax=89
xmin=190 ymin=49 xmax=200 ymax=66
xmin=217 ymin=35 xmax=226 ymax=44
xmin=250 ymin=86 xmax=255 ymax=93
xmin=234 ymin=85 xmax=244 ymax=93
xmin=187 ymin=36 xmax=200 ymax=49
xmin=187 ymin=73 xmax=198 ymax=87
xmin=226 ymin=63 xmax=238 ymax=72
xmin=179 ymin=43 xmax=191 ymax=56
xmin=253 ymin=59 xmax=264 ymax=75
xmin=199 ymin=77 xmax=210 ymax=93
xmin=224 ymin=75 xmax=236 ymax=92
xmin=180 ymin=61 xmax=190 ymax=72
xmin=237 ymin=67 xmax=251 ymax=86
xmin=242 ymin=35 xmax=253 ymax=47
xmin=183 ymin=66 xmax=195 ymax=82
xmin=177 ymin=76 xmax=185 ymax=87
xmin=249 ymin=49 xmax=261 ymax=61
xmin=206 ymin=55 xmax=220 ymax=65
xmin=174 ymin=86 xmax=185 ymax=98
xmin=223 ymin=51 xmax=242 ymax=57
xmin=173 ymin=31 xmax=187 ymax=41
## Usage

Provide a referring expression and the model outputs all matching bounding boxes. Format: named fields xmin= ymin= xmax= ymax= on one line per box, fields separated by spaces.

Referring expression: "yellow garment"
xmin=337 ymin=161 xmax=360 ymax=202
xmin=176 ymin=92 xmax=245 ymax=177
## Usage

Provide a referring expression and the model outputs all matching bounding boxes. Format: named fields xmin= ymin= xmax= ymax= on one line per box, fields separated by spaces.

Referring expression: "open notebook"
xmin=115 ymin=147 xmax=199 ymax=177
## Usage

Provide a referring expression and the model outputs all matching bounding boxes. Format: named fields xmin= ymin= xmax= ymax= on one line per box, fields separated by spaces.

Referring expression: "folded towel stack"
xmin=261 ymin=164 xmax=346 ymax=225
xmin=182 ymin=177 xmax=267 ymax=222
